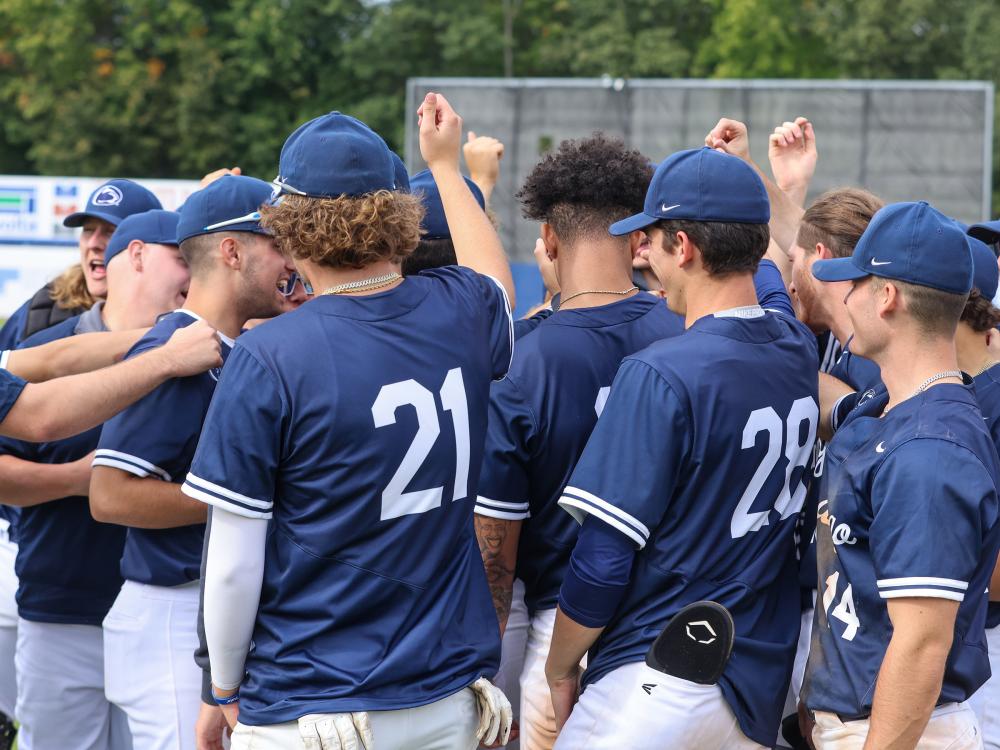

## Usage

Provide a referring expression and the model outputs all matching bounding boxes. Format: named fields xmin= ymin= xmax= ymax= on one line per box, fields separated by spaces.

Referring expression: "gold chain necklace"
xmin=560 ymin=286 xmax=639 ymax=306
xmin=321 ymin=272 xmax=402 ymax=296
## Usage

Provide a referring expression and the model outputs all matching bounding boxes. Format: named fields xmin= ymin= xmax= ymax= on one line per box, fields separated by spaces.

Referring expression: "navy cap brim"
xmin=63 ymin=210 xmax=126 ymax=228
xmin=811 ymin=257 xmax=870 ymax=283
xmin=969 ymin=220 xmax=1000 ymax=244
xmin=609 ymin=212 xmax=658 ymax=237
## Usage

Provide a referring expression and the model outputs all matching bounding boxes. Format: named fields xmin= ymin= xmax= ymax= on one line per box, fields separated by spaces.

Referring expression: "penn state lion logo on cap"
xmin=93 ymin=184 xmax=124 ymax=206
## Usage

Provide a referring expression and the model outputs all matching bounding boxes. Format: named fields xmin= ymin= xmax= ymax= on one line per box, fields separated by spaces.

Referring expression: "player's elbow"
xmin=88 ymin=467 xmax=128 ymax=524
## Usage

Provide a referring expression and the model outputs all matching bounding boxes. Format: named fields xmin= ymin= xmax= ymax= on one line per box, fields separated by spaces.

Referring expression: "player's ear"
xmin=877 ymin=279 xmax=900 ymax=317
xmin=128 ymin=239 xmax=145 ymax=272
xmin=219 ymin=236 xmax=241 ymax=270
xmin=540 ymin=223 xmax=559 ymax=261
xmin=815 ymin=242 xmax=833 ymax=260
xmin=675 ymin=230 xmax=697 ymax=267
xmin=627 ymin=230 xmax=647 ymax=261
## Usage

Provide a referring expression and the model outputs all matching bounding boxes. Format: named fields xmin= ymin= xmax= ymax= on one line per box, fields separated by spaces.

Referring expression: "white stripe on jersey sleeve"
xmin=829 ymin=392 xmax=852 ymax=432
xmin=879 ymin=588 xmax=965 ymax=602
xmin=182 ymin=473 xmax=273 ymax=520
xmin=558 ymin=485 xmax=649 ymax=548
xmin=0 ymin=350 xmax=8 ymax=370
xmin=484 ymin=273 xmax=515 ymax=381
xmin=475 ymin=495 xmax=530 ymax=521
xmin=877 ymin=576 xmax=969 ymax=590
xmin=92 ymin=449 xmax=172 ymax=481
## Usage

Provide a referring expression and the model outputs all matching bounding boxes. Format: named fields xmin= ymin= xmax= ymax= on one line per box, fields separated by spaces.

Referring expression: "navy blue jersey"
xmin=1 ymin=315 xmax=127 ymax=625
xmin=973 ymin=364 xmax=1000 ymax=630
xmin=475 ymin=293 xmax=683 ymax=615
xmin=93 ymin=311 xmax=233 ymax=587
xmin=513 ymin=308 xmax=553 ymax=339
xmin=0 ymin=299 xmax=29 ymax=351
xmin=183 ymin=266 xmax=513 ymax=724
xmin=560 ymin=306 xmax=819 ymax=746
xmin=803 ymin=383 xmax=1000 ymax=719
xmin=0 ymin=367 xmax=25 ymax=427
xmin=799 ymin=337 xmax=882 ymax=597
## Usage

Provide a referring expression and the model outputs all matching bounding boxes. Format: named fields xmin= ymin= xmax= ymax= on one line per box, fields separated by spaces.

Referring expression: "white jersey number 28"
xmin=372 ymin=368 xmax=471 ymax=521
xmin=730 ymin=396 xmax=819 ymax=539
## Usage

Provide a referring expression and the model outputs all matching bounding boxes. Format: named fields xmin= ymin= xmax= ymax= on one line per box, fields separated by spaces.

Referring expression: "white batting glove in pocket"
xmin=471 ymin=677 xmax=513 ymax=746
xmin=297 ymin=712 xmax=374 ymax=750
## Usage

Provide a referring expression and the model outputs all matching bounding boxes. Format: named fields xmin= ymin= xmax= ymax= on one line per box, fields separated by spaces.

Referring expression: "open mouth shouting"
xmin=88 ymin=258 xmax=106 ymax=281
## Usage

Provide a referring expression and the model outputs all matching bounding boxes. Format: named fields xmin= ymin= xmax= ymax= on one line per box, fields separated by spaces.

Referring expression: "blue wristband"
xmin=212 ymin=688 xmax=240 ymax=705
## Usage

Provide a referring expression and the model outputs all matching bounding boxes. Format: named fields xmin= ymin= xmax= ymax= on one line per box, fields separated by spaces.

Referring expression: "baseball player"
xmin=0 ymin=208 xmax=191 ymax=750
xmin=544 ymin=147 xmax=819 ymax=749
xmin=0 ymin=179 xmax=162 ymax=350
xmin=802 ymin=202 xmax=1000 ymax=748
xmin=471 ymin=133 xmax=684 ymax=750
xmin=183 ymin=96 xmax=513 ymax=749
xmin=88 ymin=175 xmax=291 ymax=750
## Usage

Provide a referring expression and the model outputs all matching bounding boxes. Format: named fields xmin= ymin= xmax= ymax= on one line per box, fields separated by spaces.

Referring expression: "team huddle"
xmin=0 ymin=91 xmax=996 ymax=750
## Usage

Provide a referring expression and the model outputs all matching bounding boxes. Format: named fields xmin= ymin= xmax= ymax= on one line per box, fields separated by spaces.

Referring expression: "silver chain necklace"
xmin=560 ymin=286 xmax=639 ymax=306
xmin=321 ymin=272 xmax=402 ymax=296
xmin=912 ymin=370 xmax=963 ymax=398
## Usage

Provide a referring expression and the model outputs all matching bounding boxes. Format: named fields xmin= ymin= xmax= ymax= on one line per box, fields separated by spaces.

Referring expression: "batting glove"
xmin=471 ymin=677 xmax=513 ymax=746
xmin=298 ymin=712 xmax=374 ymax=750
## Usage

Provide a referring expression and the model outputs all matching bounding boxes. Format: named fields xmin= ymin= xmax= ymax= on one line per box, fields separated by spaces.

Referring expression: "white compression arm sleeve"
xmin=203 ymin=507 xmax=268 ymax=691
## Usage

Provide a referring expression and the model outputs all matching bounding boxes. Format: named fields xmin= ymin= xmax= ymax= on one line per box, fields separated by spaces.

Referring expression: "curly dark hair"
xmin=260 ymin=191 xmax=423 ymax=269
xmin=516 ymin=133 xmax=653 ymax=243
xmin=961 ymin=288 xmax=1000 ymax=333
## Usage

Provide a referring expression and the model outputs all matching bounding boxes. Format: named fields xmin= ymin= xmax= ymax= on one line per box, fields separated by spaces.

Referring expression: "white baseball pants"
xmin=230 ymin=686 xmax=479 ymax=750
xmin=813 ymin=702 xmax=982 ymax=749
xmin=553 ymin=661 xmax=765 ymax=750
xmin=15 ymin=617 xmax=132 ymax=750
xmin=104 ymin=579 xmax=202 ymax=750
xmin=969 ymin=626 xmax=1000 ymax=750
xmin=0 ymin=525 xmax=18 ymax=719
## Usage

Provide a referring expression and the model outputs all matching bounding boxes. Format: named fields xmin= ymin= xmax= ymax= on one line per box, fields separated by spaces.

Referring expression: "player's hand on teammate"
xmin=705 ymin=118 xmax=751 ymax=163
xmin=419 ymin=92 xmax=463 ymax=171
xmin=463 ymin=132 xmax=505 ymax=195
xmin=471 ymin=677 xmax=513 ymax=747
xmin=297 ymin=711 xmax=374 ymax=750
xmin=161 ymin=320 xmax=223 ymax=377
xmin=195 ymin=702 xmax=231 ymax=750
xmin=200 ymin=167 xmax=242 ymax=188
xmin=544 ymin=664 xmax=580 ymax=735
xmin=768 ymin=117 xmax=817 ymax=206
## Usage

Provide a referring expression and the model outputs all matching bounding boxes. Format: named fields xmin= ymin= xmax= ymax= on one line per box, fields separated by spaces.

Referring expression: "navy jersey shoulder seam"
xmin=872 ymin=434 xmax=995 ymax=486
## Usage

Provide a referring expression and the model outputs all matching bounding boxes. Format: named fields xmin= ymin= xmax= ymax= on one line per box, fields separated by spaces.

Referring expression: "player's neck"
xmin=183 ymin=280 xmax=245 ymax=341
xmin=101 ymin=291 xmax=158 ymax=332
xmin=955 ymin=325 xmax=994 ymax=378
xmin=304 ymin=260 xmax=403 ymax=296
xmin=879 ymin=334 xmax=962 ymax=412
xmin=682 ymin=272 xmax=758 ymax=328
xmin=557 ymin=248 xmax=636 ymax=310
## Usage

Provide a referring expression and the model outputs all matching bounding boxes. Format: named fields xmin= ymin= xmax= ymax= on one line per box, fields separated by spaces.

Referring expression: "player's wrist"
xmin=211 ymin=683 xmax=240 ymax=705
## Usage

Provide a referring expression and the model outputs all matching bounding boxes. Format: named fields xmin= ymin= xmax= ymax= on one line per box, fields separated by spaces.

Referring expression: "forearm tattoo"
xmin=475 ymin=516 xmax=515 ymax=627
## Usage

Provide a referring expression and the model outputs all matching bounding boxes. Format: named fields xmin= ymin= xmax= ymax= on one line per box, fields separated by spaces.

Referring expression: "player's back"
xmin=186 ymin=266 xmax=512 ymax=722
xmin=569 ymin=309 xmax=819 ymax=744
xmin=476 ymin=293 xmax=683 ymax=615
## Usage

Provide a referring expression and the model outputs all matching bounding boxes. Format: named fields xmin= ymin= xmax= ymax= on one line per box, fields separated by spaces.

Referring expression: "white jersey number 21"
xmin=372 ymin=368 xmax=470 ymax=521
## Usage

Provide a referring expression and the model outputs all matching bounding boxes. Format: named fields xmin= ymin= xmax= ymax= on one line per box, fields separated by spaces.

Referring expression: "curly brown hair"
xmin=51 ymin=264 xmax=98 ymax=310
xmin=260 ymin=191 xmax=424 ymax=269
xmin=961 ymin=288 xmax=1000 ymax=333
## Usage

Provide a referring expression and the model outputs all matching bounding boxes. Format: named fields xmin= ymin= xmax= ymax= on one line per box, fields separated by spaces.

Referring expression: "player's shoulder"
xmin=879 ymin=388 xmax=995 ymax=467
xmin=129 ymin=311 xmax=196 ymax=356
xmin=17 ymin=313 xmax=82 ymax=349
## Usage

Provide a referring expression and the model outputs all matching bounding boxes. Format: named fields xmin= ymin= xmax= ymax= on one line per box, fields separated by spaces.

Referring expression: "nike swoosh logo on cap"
xmin=660 ymin=203 xmax=680 ymax=213
xmin=870 ymin=259 xmax=892 ymax=266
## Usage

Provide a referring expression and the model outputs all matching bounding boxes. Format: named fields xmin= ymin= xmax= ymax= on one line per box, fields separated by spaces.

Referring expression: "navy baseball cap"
xmin=177 ymin=175 xmax=273 ymax=244
xmin=812 ymin=201 xmax=973 ymax=295
xmin=609 ymin=147 xmax=769 ymax=236
xmin=969 ymin=220 xmax=1000 ymax=246
xmin=104 ymin=210 xmax=180 ymax=266
xmin=410 ymin=169 xmax=485 ymax=240
xmin=392 ymin=152 xmax=410 ymax=192
xmin=970 ymin=236 xmax=999 ymax=300
xmin=63 ymin=179 xmax=162 ymax=228
xmin=272 ymin=112 xmax=396 ymax=199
